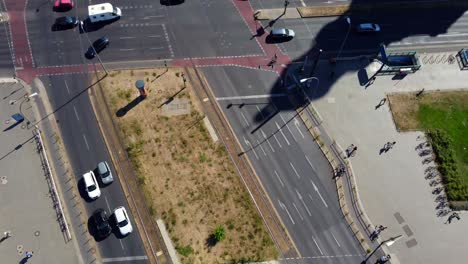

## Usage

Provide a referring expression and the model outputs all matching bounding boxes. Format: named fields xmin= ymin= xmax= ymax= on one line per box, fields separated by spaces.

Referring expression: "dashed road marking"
xmin=274 ymin=170 xmax=284 ymax=187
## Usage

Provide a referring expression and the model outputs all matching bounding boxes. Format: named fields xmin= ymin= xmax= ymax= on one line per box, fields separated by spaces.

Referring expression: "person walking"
xmin=25 ymin=251 xmax=34 ymax=258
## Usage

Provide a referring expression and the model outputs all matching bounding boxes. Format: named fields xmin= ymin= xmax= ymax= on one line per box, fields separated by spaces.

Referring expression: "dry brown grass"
xmin=101 ymin=68 xmax=278 ymax=264
xmin=388 ymin=90 xmax=468 ymax=131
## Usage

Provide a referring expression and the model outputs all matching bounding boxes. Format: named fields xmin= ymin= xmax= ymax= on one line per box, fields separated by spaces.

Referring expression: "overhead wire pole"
xmin=331 ymin=16 xmax=351 ymax=77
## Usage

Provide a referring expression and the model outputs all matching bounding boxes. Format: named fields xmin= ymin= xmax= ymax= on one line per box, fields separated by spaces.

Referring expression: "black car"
xmin=85 ymin=37 xmax=109 ymax=59
xmin=93 ymin=209 xmax=112 ymax=238
xmin=54 ymin=16 xmax=79 ymax=30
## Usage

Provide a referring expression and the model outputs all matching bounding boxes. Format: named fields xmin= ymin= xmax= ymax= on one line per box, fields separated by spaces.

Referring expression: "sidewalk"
xmin=0 ymin=81 xmax=80 ymax=263
xmin=309 ymin=56 xmax=468 ymax=264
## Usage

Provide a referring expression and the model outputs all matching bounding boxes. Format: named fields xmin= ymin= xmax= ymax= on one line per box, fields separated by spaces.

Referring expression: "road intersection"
xmin=1 ymin=0 xmax=468 ymax=263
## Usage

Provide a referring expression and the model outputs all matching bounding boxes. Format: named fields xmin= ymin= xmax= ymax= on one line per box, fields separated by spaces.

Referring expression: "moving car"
xmin=93 ymin=209 xmax=112 ymax=238
xmin=269 ymin=28 xmax=295 ymax=40
xmin=53 ymin=0 xmax=74 ymax=11
xmin=83 ymin=171 xmax=101 ymax=199
xmin=54 ymin=16 xmax=79 ymax=29
xmin=85 ymin=37 xmax=109 ymax=59
xmin=356 ymin=23 xmax=381 ymax=33
xmin=88 ymin=3 xmax=122 ymax=23
xmin=113 ymin=206 xmax=133 ymax=236
xmin=97 ymin=161 xmax=113 ymax=185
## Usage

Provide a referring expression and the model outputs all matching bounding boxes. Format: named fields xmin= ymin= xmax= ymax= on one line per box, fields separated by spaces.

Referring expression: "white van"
xmin=88 ymin=3 xmax=121 ymax=23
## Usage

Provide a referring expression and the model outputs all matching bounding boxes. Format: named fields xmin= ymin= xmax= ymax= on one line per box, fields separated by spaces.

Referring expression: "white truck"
xmin=88 ymin=3 xmax=121 ymax=23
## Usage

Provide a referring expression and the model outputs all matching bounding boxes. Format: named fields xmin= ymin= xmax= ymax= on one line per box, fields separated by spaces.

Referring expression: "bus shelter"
xmin=377 ymin=51 xmax=421 ymax=75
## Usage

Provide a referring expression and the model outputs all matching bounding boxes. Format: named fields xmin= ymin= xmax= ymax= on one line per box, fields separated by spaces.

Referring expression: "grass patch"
xmin=388 ymin=91 xmax=468 ymax=201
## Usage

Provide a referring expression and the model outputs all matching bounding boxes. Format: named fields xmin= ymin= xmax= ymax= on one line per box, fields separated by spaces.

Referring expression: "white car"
xmin=114 ymin=206 xmax=133 ymax=236
xmin=83 ymin=171 xmax=101 ymax=199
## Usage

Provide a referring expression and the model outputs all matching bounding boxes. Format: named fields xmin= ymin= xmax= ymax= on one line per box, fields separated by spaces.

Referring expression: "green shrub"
xmin=428 ymin=129 xmax=468 ymax=201
xmin=176 ymin=244 xmax=193 ymax=257
xmin=214 ymin=225 xmax=226 ymax=242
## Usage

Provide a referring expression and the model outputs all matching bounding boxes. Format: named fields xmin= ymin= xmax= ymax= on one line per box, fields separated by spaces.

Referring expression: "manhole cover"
xmin=34 ymin=231 xmax=40 ymax=237
xmin=17 ymin=245 xmax=23 ymax=255
xmin=1 ymin=176 xmax=7 ymax=184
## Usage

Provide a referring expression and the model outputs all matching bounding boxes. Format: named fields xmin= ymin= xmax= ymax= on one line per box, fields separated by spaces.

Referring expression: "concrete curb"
xmin=256 ymin=1 xmax=468 ymax=20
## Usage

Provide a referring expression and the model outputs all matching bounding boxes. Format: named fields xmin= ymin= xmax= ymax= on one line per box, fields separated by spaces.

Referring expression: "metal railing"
xmin=33 ymin=126 xmax=72 ymax=242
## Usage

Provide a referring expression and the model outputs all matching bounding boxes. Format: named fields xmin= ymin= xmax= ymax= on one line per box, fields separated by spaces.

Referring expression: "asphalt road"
xmin=202 ymin=66 xmax=364 ymax=263
xmin=26 ymin=0 xmax=262 ymax=68
xmin=0 ymin=1 xmax=14 ymax=77
xmin=38 ymin=74 xmax=149 ymax=263
xmin=251 ymin=1 xmax=468 ymax=59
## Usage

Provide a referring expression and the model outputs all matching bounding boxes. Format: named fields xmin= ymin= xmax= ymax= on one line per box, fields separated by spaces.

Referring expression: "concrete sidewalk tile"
xmin=311 ymin=58 xmax=468 ymax=264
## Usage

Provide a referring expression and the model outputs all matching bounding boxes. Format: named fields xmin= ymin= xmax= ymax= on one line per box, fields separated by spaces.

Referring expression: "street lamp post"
xmin=334 ymin=16 xmax=351 ymax=67
xmin=299 ymin=77 xmax=319 ymax=102
xmin=361 ymin=235 xmax=403 ymax=264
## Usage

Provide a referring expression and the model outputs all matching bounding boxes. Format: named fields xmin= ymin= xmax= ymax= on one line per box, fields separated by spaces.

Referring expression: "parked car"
xmin=269 ymin=28 xmax=295 ymax=40
xmin=83 ymin=171 xmax=101 ymax=199
xmin=53 ymin=0 xmax=74 ymax=11
xmin=85 ymin=37 xmax=109 ymax=59
xmin=113 ymin=206 xmax=133 ymax=236
xmin=96 ymin=161 xmax=113 ymax=185
xmin=93 ymin=209 xmax=112 ymax=238
xmin=355 ymin=23 xmax=381 ymax=33
xmin=54 ymin=16 xmax=79 ymax=29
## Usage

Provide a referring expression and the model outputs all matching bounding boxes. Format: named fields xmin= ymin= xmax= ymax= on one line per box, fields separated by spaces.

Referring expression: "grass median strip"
xmin=100 ymin=68 xmax=278 ymax=263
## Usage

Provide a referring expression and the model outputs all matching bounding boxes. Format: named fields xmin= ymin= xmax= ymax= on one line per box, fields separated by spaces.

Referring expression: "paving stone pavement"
xmin=309 ymin=58 xmax=468 ymax=264
xmin=0 ymin=81 xmax=80 ymax=264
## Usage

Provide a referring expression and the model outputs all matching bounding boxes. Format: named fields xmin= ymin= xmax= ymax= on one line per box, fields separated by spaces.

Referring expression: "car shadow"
xmin=79 ymin=18 xmax=118 ymax=33
xmin=160 ymin=0 xmax=184 ymax=6
xmin=87 ymin=214 xmax=108 ymax=242
xmin=265 ymin=35 xmax=293 ymax=44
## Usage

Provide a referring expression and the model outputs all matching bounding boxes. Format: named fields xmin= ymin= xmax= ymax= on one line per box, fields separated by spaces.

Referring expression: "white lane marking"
xmin=273 ymin=134 xmax=282 ymax=148
xmin=216 ymin=94 xmax=287 ymax=101
xmin=274 ymin=170 xmax=284 ymax=187
xmin=64 ymin=80 xmax=70 ymax=95
xmin=313 ymin=237 xmax=324 ymax=255
xmin=244 ymin=137 xmax=258 ymax=160
xmin=147 ymin=35 xmax=162 ymax=38
xmin=294 ymin=118 xmax=305 ymax=138
xmin=300 ymin=0 xmax=306 ymax=7
xmin=279 ymin=200 xmax=295 ymax=225
xmin=293 ymin=203 xmax=304 ymax=221
xmin=104 ymin=196 xmax=111 ymax=211
xmin=82 ymin=134 xmax=90 ymax=151
xmin=308 ymin=194 xmax=314 ymax=201
xmin=120 ymin=48 xmax=135 ymax=51
xmin=305 ymin=155 xmax=317 ymax=174
xmin=290 ymin=162 xmax=301 ymax=179
xmin=102 ymin=256 xmax=149 ymax=262
xmin=150 ymin=47 xmax=164 ymax=50
xmin=119 ymin=36 xmax=136 ymax=39
xmin=73 ymin=105 xmax=80 ymax=121
xmin=261 ymin=129 xmax=275 ymax=152
xmin=276 ymin=122 xmax=290 ymax=146
xmin=240 ymin=112 xmax=250 ymax=127
xmin=280 ymin=114 xmax=298 ymax=142
xmin=256 ymin=105 xmax=265 ymax=119
xmin=257 ymin=140 xmax=267 ymax=156
xmin=296 ymin=189 xmax=312 ymax=216
xmin=143 ymin=15 xmax=164 ymax=19
xmin=310 ymin=180 xmax=328 ymax=208
xmin=331 ymin=232 xmax=341 ymax=247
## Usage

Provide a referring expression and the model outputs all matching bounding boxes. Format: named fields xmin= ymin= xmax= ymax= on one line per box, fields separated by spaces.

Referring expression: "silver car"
xmin=97 ymin=161 xmax=113 ymax=185
xmin=270 ymin=28 xmax=295 ymax=39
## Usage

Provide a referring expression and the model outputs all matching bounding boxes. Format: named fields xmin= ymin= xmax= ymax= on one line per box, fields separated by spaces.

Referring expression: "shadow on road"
xmin=253 ymin=0 xmax=468 ymax=129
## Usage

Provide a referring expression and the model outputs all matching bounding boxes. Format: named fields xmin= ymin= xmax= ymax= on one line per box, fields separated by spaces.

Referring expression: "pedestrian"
xmin=3 ymin=231 xmax=11 ymax=238
xmin=387 ymin=141 xmax=396 ymax=150
xmin=375 ymin=98 xmax=387 ymax=109
xmin=25 ymin=251 xmax=34 ymax=258
xmin=378 ymin=254 xmax=391 ymax=263
xmin=274 ymin=53 xmax=277 ymax=60
xmin=445 ymin=214 xmax=454 ymax=224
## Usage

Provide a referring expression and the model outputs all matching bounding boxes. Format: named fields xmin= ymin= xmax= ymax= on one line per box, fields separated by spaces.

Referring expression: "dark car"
xmin=54 ymin=16 xmax=79 ymax=30
xmin=93 ymin=209 xmax=112 ymax=238
xmin=85 ymin=37 xmax=109 ymax=59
